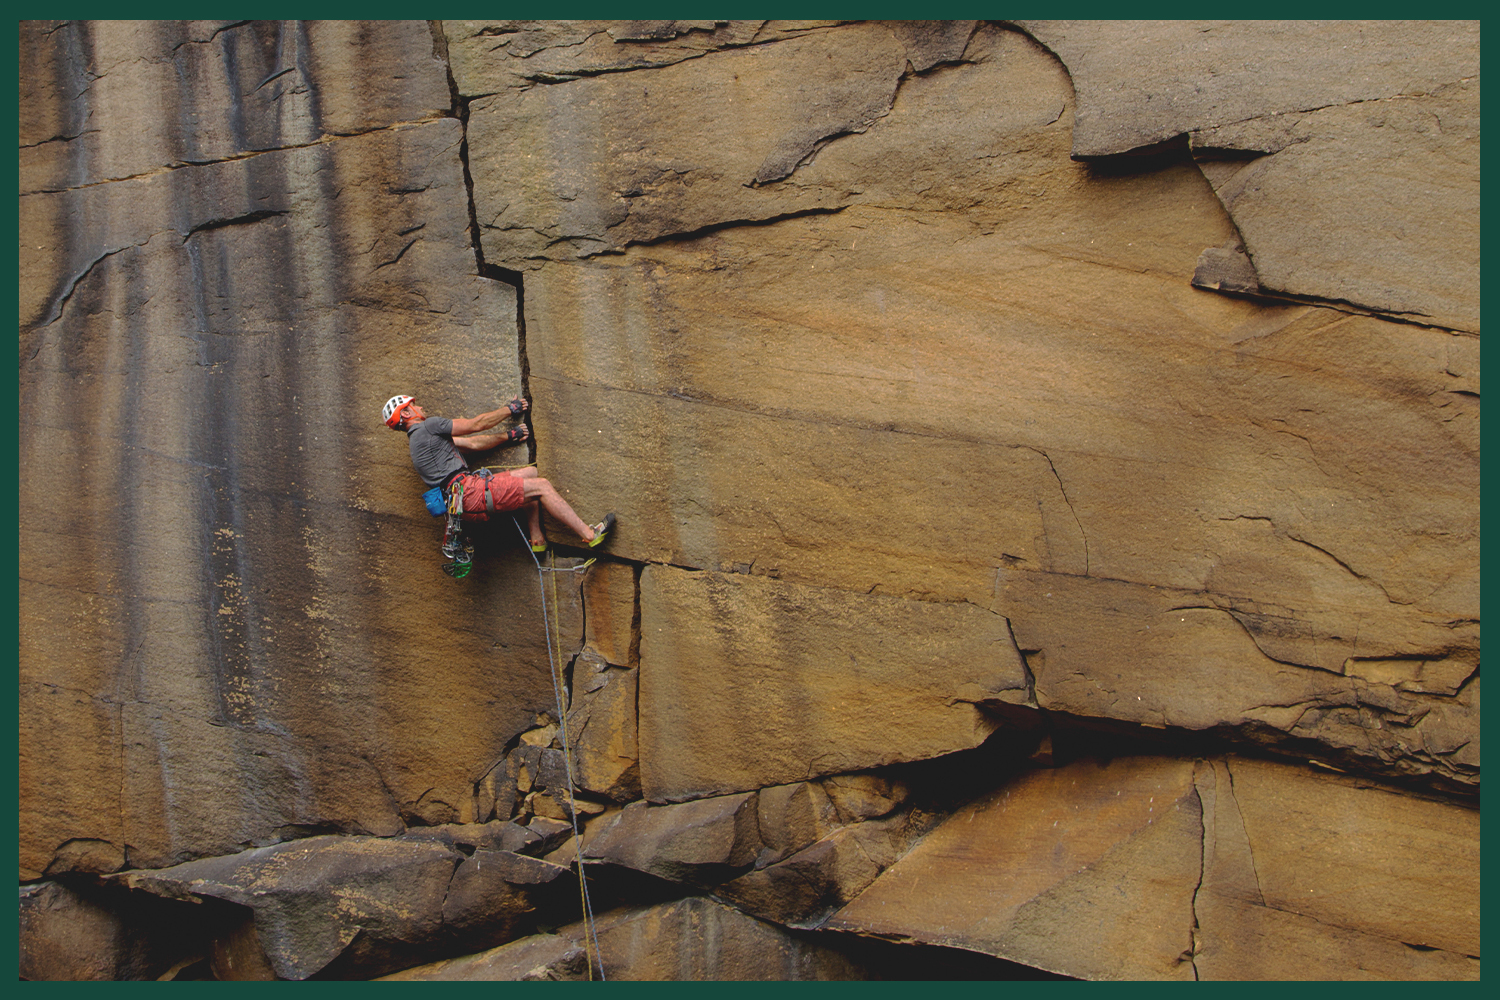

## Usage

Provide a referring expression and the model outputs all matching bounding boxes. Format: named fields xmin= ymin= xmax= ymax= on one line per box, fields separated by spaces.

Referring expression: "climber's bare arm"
xmin=449 ymin=397 xmax=528 ymax=438
xmin=449 ymin=407 xmax=509 ymax=438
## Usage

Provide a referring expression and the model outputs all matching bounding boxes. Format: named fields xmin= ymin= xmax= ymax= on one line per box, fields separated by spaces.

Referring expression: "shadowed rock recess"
xmin=19 ymin=19 xmax=1477 ymax=982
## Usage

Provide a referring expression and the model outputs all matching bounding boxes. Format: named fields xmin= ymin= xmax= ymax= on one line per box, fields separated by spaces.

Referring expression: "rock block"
xmin=525 ymin=191 xmax=1476 ymax=790
xmin=580 ymin=560 xmax=637 ymax=666
xmin=638 ymin=566 xmax=1026 ymax=800
xmin=462 ymin=22 xmax=912 ymax=267
xmin=754 ymin=781 xmax=843 ymax=868
xmin=828 ymin=755 xmax=1480 ymax=980
xmin=441 ymin=850 xmax=570 ymax=947
xmin=719 ymin=813 xmax=925 ymax=928
xmin=566 ymin=654 xmax=641 ymax=801
xmin=19 ymin=880 xmax=205 ymax=981
xmin=1196 ymin=758 xmax=1479 ymax=968
xmin=1010 ymin=20 xmax=1480 ymax=329
xmin=1011 ymin=21 xmax=1477 ymax=159
xmin=379 ymin=931 xmax=589 ymax=981
xmin=119 ymin=836 xmax=462 ymax=980
xmin=584 ymin=792 xmax=763 ymax=883
xmin=1197 ymin=80 xmax=1480 ymax=331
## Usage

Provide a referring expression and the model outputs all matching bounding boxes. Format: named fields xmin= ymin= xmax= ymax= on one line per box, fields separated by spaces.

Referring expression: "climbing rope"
xmin=515 ymin=518 xmax=606 ymax=982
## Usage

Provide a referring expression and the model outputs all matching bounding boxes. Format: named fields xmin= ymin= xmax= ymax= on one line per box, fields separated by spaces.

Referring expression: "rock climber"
xmin=382 ymin=394 xmax=614 ymax=552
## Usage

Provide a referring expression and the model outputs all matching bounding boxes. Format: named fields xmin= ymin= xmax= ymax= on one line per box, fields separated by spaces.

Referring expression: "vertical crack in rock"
xmin=1188 ymin=777 xmax=1206 ymax=981
xmin=1002 ymin=617 xmax=1040 ymax=708
xmin=445 ymin=24 xmax=536 ymax=461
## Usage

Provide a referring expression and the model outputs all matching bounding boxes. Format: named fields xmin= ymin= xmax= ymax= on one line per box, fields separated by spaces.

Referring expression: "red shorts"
xmin=456 ymin=471 xmax=526 ymax=521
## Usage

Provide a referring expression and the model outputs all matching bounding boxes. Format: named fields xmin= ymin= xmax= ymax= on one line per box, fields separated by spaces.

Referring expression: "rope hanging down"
xmin=516 ymin=519 xmax=606 ymax=982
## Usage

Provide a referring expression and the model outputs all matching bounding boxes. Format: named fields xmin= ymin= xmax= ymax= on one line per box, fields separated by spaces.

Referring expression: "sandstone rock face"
xmin=19 ymin=18 xmax=1479 ymax=982
xmin=638 ymin=566 xmax=1023 ymax=800
xmin=1011 ymin=21 xmax=1480 ymax=330
xmin=121 ymin=836 xmax=460 ymax=980
xmin=20 ymin=21 xmax=452 ymax=193
xmin=828 ymin=755 xmax=1480 ymax=980
xmin=19 ymin=19 xmax=546 ymax=881
xmin=506 ymin=21 xmax=1477 ymax=793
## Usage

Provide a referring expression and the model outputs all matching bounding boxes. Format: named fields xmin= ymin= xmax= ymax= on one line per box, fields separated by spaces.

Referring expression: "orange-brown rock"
xmin=828 ymin=755 xmax=1479 ymax=980
xmin=18 ymin=18 xmax=1481 ymax=982
xmin=506 ymin=23 xmax=1477 ymax=792
xmin=1010 ymin=21 xmax=1480 ymax=329
xmin=638 ymin=566 xmax=1025 ymax=800
xmin=21 ymin=21 xmax=452 ymax=194
xmin=584 ymin=792 xmax=763 ymax=883
xmin=566 ymin=651 xmax=641 ymax=801
xmin=19 ymin=22 xmax=550 ymax=880
xmin=20 ymin=881 xmax=207 ymax=981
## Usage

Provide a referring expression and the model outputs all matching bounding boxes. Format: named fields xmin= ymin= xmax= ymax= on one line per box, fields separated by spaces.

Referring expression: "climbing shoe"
xmin=530 ymin=539 xmax=548 ymax=554
xmin=586 ymin=513 xmax=617 ymax=548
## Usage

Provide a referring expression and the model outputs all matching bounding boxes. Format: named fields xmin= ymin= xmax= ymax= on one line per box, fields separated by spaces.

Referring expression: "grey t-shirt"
xmin=407 ymin=416 xmax=468 ymax=488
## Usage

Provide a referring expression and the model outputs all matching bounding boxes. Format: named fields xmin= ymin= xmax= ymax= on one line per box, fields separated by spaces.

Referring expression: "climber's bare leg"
xmin=516 ymin=499 xmax=544 ymax=547
xmin=522 ymin=477 xmax=596 ymax=541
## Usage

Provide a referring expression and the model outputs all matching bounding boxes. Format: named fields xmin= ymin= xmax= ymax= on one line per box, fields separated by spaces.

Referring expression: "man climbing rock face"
xmin=383 ymin=394 xmax=614 ymax=552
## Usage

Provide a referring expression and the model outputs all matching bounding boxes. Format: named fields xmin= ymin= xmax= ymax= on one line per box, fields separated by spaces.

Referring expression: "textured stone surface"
xmin=381 ymin=896 xmax=871 ymax=981
xmin=440 ymin=850 xmax=570 ymax=948
xmin=20 ymin=20 xmax=452 ymax=193
xmin=829 ymin=756 xmax=1479 ymax=980
xmin=117 ymin=832 xmax=572 ymax=980
xmin=19 ymin=24 xmax=546 ymax=879
xmin=17 ymin=18 xmax=1481 ymax=983
xmin=121 ymin=836 xmax=459 ymax=979
xmin=1011 ymin=20 xmax=1480 ymax=329
xmin=378 ymin=930 xmax=589 ymax=981
xmin=1191 ymin=758 xmax=1479 ymax=979
xmin=461 ymin=21 xmax=912 ymax=267
xmin=638 ymin=566 xmax=1024 ymax=800
xmin=584 ymin=793 xmax=763 ymax=883
xmin=1010 ymin=21 xmax=1478 ymax=158
xmin=19 ymin=880 xmax=204 ymax=981
xmin=566 ymin=653 xmax=641 ymax=801
xmin=719 ymin=813 xmax=927 ymax=929
xmin=579 ymin=560 xmax=637 ymax=666
xmin=1193 ymin=79 xmax=1480 ymax=330
xmin=514 ymin=23 xmax=1478 ymax=788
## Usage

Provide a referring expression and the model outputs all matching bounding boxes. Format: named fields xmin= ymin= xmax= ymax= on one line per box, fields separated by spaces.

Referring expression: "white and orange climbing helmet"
xmin=383 ymin=394 xmax=415 ymax=429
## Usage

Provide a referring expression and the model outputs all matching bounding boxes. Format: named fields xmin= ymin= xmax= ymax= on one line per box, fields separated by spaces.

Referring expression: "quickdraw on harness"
xmin=424 ymin=468 xmax=503 ymax=580
xmin=439 ymin=475 xmax=473 ymax=579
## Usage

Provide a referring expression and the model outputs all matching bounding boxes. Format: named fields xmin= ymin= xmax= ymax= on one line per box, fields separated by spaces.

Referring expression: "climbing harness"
xmin=516 ymin=518 xmax=606 ymax=981
xmin=430 ymin=465 xmax=544 ymax=580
